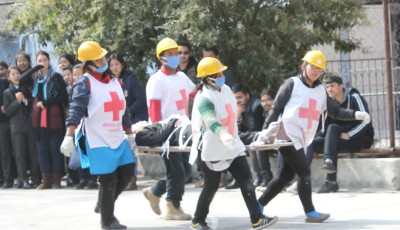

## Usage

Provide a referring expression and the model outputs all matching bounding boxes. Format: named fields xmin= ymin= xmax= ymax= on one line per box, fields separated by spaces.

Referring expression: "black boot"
xmin=225 ymin=179 xmax=239 ymax=189
xmin=101 ymin=218 xmax=127 ymax=229
xmin=99 ymin=177 xmax=118 ymax=228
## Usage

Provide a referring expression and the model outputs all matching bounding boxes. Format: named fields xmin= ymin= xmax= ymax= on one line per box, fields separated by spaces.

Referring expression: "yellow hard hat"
xmin=197 ymin=57 xmax=227 ymax=78
xmin=302 ymin=50 xmax=326 ymax=69
xmin=156 ymin=38 xmax=178 ymax=58
xmin=77 ymin=41 xmax=108 ymax=61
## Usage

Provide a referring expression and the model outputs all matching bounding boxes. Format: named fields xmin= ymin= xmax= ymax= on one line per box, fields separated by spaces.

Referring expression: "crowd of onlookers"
xmin=0 ymin=43 xmax=374 ymax=196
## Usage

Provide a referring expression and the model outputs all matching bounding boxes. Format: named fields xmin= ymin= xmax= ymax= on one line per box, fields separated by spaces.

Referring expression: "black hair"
xmin=202 ymin=46 xmax=219 ymax=56
xmin=36 ymin=50 xmax=50 ymax=61
xmin=260 ymin=87 xmax=277 ymax=99
xmin=7 ymin=65 xmax=20 ymax=77
xmin=0 ymin=61 xmax=9 ymax=69
xmin=15 ymin=51 xmax=32 ymax=69
xmin=324 ymin=73 xmax=343 ymax=85
xmin=59 ymin=54 xmax=75 ymax=66
xmin=178 ymin=42 xmax=192 ymax=51
xmin=108 ymin=53 xmax=127 ymax=75
xmin=231 ymin=83 xmax=251 ymax=95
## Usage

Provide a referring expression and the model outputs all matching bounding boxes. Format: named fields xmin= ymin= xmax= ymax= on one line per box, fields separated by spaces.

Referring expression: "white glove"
xmin=220 ymin=132 xmax=237 ymax=150
xmin=60 ymin=136 xmax=74 ymax=157
xmin=126 ymin=134 xmax=137 ymax=152
xmin=257 ymin=121 xmax=281 ymax=144
xmin=355 ymin=111 xmax=370 ymax=124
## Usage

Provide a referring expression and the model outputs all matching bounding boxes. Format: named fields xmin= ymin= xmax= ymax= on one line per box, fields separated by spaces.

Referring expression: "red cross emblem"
xmin=220 ymin=103 xmax=235 ymax=135
xmin=299 ymin=98 xmax=320 ymax=129
xmin=176 ymin=89 xmax=188 ymax=116
xmin=104 ymin=91 xmax=124 ymax=121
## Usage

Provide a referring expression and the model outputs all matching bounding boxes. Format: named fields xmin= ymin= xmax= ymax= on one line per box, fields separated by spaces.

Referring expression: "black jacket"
xmin=0 ymin=78 xmax=9 ymax=123
xmin=237 ymin=95 xmax=264 ymax=132
xmin=325 ymin=87 xmax=374 ymax=140
xmin=3 ymin=84 xmax=33 ymax=133
xmin=135 ymin=119 xmax=192 ymax=147
xmin=119 ymin=70 xmax=148 ymax=123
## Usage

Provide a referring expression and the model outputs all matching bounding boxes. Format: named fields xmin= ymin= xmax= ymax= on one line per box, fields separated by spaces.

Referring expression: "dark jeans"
xmin=0 ymin=123 xmax=15 ymax=183
xmin=37 ymin=128 xmax=65 ymax=173
xmin=98 ymin=163 xmax=135 ymax=226
xmin=258 ymin=146 xmax=315 ymax=213
xmin=151 ymin=152 xmax=187 ymax=208
xmin=256 ymin=150 xmax=274 ymax=180
xmin=310 ymin=124 xmax=373 ymax=181
xmin=193 ymin=154 xmax=261 ymax=224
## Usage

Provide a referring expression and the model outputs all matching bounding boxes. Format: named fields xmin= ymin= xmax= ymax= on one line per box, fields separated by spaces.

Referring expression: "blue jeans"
xmin=151 ymin=152 xmax=187 ymax=208
xmin=37 ymin=128 xmax=64 ymax=173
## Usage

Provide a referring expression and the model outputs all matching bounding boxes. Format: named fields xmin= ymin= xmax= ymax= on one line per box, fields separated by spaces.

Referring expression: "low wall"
xmin=136 ymin=153 xmax=400 ymax=190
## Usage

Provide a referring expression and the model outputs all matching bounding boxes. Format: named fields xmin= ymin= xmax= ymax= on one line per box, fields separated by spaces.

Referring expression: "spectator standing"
xmin=3 ymin=66 xmax=40 ymax=189
xmin=143 ymin=37 xmax=195 ymax=220
xmin=0 ymin=61 xmax=15 ymax=189
xmin=60 ymin=41 xmax=136 ymax=229
xmin=189 ymin=57 xmax=278 ymax=230
xmin=31 ymin=51 xmax=68 ymax=189
xmin=178 ymin=42 xmax=198 ymax=84
xmin=310 ymin=74 xmax=374 ymax=193
xmin=257 ymin=50 xmax=371 ymax=223
xmin=58 ymin=54 xmax=75 ymax=71
xmin=202 ymin=46 xmax=234 ymax=88
xmin=108 ymin=53 xmax=148 ymax=191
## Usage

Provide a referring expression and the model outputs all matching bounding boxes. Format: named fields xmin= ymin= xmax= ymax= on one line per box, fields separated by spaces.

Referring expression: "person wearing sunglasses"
xmin=178 ymin=42 xmax=198 ymax=85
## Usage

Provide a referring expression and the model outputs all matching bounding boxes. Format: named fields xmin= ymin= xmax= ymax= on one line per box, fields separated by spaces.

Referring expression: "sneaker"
xmin=319 ymin=161 xmax=336 ymax=173
xmin=101 ymin=219 xmax=127 ymax=229
xmin=317 ymin=181 xmax=339 ymax=193
xmin=305 ymin=212 xmax=330 ymax=223
xmin=190 ymin=221 xmax=213 ymax=230
xmin=143 ymin=187 xmax=161 ymax=215
xmin=252 ymin=215 xmax=278 ymax=229
xmin=286 ymin=181 xmax=297 ymax=194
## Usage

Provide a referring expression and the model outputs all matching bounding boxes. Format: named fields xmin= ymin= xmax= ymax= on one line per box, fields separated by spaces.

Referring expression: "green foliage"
xmin=4 ymin=0 xmax=366 ymax=91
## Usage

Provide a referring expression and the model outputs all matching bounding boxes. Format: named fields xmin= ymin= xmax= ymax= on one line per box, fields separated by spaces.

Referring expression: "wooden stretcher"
xmin=137 ymin=141 xmax=294 ymax=153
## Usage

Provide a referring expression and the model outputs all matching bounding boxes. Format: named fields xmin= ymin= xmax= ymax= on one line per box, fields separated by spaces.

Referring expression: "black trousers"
xmin=0 ymin=123 xmax=15 ymax=183
xmin=193 ymin=154 xmax=261 ymax=224
xmin=11 ymin=129 xmax=40 ymax=183
xmin=310 ymin=124 xmax=373 ymax=181
xmin=98 ymin=163 xmax=135 ymax=226
xmin=258 ymin=146 xmax=315 ymax=213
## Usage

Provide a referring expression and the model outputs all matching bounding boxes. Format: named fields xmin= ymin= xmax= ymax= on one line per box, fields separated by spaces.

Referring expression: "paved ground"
xmin=0 ymin=179 xmax=399 ymax=230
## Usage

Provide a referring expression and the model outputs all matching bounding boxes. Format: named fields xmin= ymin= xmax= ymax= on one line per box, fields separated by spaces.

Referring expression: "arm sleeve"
xmin=263 ymin=78 xmax=294 ymax=128
xmin=19 ymin=65 xmax=43 ymax=86
xmin=3 ymin=91 xmax=21 ymax=117
xmin=326 ymin=95 xmax=355 ymax=120
xmin=197 ymin=96 xmax=228 ymax=137
xmin=347 ymin=93 xmax=371 ymax=139
xmin=148 ymin=99 xmax=161 ymax=123
xmin=42 ymin=73 xmax=68 ymax=106
xmin=127 ymin=76 xmax=147 ymax=117
xmin=65 ymin=77 xmax=90 ymax=127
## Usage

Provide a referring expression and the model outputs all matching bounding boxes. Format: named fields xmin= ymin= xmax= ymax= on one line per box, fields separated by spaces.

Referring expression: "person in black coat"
xmin=3 ymin=66 xmax=40 ymax=188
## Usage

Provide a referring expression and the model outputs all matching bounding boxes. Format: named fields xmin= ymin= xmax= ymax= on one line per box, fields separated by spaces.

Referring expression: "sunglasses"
xmin=178 ymin=51 xmax=190 ymax=55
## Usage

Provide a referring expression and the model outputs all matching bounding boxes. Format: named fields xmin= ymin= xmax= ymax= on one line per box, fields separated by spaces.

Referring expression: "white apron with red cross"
xmin=84 ymin=74 xmax=126 ymax=149
xmin=282 ymin=77 xmax=327 ymax=150
xmin=190 ymin=85 xmax=245 ymax=163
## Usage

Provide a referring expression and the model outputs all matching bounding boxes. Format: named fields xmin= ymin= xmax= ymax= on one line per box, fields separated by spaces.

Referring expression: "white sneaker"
xmin=286 ymin=181 xmax=298 ymax=194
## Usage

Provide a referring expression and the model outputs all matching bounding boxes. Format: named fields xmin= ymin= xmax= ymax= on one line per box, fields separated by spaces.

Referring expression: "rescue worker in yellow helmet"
xmin=60 ymin=41 xmax=137 ymax=229
xmin=189 ymin=57 xmax=278 ymax=230
xmin=256 ymin=50 xmax=370 ymax=224
xmin=143 ymin=37 xmax=196 ymax=220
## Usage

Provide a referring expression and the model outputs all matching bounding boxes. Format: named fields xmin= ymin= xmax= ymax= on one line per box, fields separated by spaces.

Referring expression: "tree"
xmin=5 ymin=0 xmax=366 ymax=90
